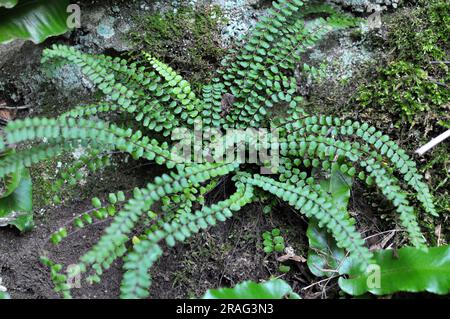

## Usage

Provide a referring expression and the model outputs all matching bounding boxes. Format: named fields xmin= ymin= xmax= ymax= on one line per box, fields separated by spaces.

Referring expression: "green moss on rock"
xmin=357 ymin=0 xmax=450 ymax=124
xmin=129 ymin=5 xmax=226 ymax=91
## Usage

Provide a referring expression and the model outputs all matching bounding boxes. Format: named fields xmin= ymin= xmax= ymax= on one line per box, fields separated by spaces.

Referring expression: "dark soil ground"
xmin=0 ymin=189 xmax=311 ymax=299
xmin=0 ymin=160 xmax=405 ymax=299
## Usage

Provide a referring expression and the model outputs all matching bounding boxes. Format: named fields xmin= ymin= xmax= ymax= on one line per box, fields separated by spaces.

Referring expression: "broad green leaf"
xmin=339 ymin=245 xmax=450 ymax=296
xmin=0 ymin=291 xmax=11 ymax=299
xmin=202 ymin=279 xmax=300 ymax=299
xmin=0 ymin=0 xmax=18 ymax=9
xmin=307 ymin=167 xmax=352 ymax=276
xmin=307 ymin=219 xmax=349 ymax=277
xmin=319 ymin=165 xmax=352 ymax=213
xmin=0 ymin=167 xmax=33 ymax=232
xmin=0 ymin=0 xmax=70 ymax=44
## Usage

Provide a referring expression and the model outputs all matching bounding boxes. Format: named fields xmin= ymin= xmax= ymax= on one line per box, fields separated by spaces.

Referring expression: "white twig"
xmin=0 ymin=104 xmax=31 ymax=110
xmin=415 ymin=129 xmax=450 ymax=155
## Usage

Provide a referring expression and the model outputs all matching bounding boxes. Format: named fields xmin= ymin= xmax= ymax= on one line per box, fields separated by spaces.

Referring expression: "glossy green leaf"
xmin=0 ymin=0 xmax=70 ymax=44
xmin=0 ymin=0 xmax=18 ymax=8
xmin=307 ymin=167 xmax=352 ymax=276
xmin=202 ymin=279 xmax=300 ymax=299
xmin=0 ymin=167 xmax=33 ymax=232
xmin=307 ymin=219 xmax=349 ymax=277
xmin=339 ymin=245 xmax=450 ymax=296
xmin=0 ymin=291 xmax=11 ymax=299
xmin=319 ymin=166 xmax=353 ymax=212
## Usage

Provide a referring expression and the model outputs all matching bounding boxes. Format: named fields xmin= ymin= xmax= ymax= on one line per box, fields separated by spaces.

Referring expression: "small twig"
xmin=301 ymin=274 xmax=341 ymax=291
xmin=0 ymin=104 xmax=31 ymax=110
xmin=363 ymin=229 xmax=403 ymax=241
xmin=415 ymin=129 xmax=450 ymax=155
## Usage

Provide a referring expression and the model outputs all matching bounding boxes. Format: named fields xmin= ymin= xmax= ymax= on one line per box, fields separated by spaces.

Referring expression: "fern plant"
xmin=0 ymin=0 xmax=438 ymax=299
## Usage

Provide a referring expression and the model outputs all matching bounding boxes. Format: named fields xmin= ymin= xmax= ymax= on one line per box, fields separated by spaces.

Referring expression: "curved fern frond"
xmin=282 ymin=116 xmax=436 ymax=216
xmin=0 ymin=139 xmax=79 ymax=178
xmin=60 ymin=102 xmax=119 ymax=119
xmin=79 ymin=162 xmax=240 ymax=280
xmin=50 ymin=149 xmax=113 ymax=201
xmin=279 ymin=134 xmax=426 ymax=247
xmin=42 ymin=45 xmax=182 ymax=136
xmin=240 ymin=174 xmax=373 ymax=268
xmin=2 ymin=0 xmax=437 ymax=300
xmin=121 ymin=180 xmax=254 ymax=299
xmin=216 ymin=0 xmax=359 ymax=129
xmin=143 ymin=52 xmax=203 ymax=126
xmin=0 ymin=117 xmax=177 ymax=170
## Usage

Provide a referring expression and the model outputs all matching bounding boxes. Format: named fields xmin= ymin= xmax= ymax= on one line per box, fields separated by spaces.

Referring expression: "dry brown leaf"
xmin=277 ymin=246 xmax=306 ymax=263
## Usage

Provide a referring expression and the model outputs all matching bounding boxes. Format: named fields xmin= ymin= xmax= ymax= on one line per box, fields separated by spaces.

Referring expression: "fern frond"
xmin=4 ymin=0 xmax=438 ymax=299
xmin=218 ymin=1 xmax=358 ymax=129
xmin=0 ymin=117 xmax=177 ymax=169
xmin=282 ymin=116 xmax=437 ymax=216
xmin=200 ymin=81 xmax=225 ymax=128
xmin=280 ymin=134 xmax=426 ymax=247
xmin=60 ymin=102 xmax=119 ymax=119
xmin=0 ymin=140 xmax=78 ymax=178
xmin=42 ymin=45 xmax=136 ymax=111
xmin=240 ymin=174 xmax=373 ymax=268
xmin=50 ymin=149 xmax=112 ymax=201
xmin=120 ymin=180 xmax=254 ymax=298
xmin=42 ymin=45 xmax=181 ymax=137
xmin=79 ymin=162 xmax=240 ymax=279
xmin=143 ymin=52 xmax=203 ymax=126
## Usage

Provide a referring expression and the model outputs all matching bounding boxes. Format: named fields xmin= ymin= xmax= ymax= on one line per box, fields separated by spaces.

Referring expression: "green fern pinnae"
xmin=200 ymin=81 xmax=225 ymax=128
xmin=200 ymin=1 xmax=357 ymax=129
xmin=121 ymin=241 xmax=163 ymax=299
xmin=282 ymin=116 xmax=436 ymax=216
xmin=220 ymin=5 xmax=358 ymax=129
xmin=121 ymin=180 xmax=254 ymax=298
xmin=0 ymin=140 xmax=79 ymax=180
xmin=49 ymin=190 xmax=128 ymax=245
xmin=42 ymin=45 xmax=181 ymax=137
xmin=50 ymin=149 xmax=112 ymax=201
xmin=142 ymin=52 xmax=203 ymax=125
xmin=0 ymin=0 xmax=437 ymax=299
xmin=0 ymin=117 xmax=177 ymax=174
xmin=240 ymin=174 xmax=373 ymax=268
xmin=41 ymin=46 xmax=136 ymax=111
xmin=60 ymin=102 xmax=119 ymax=119
xmin=79 ymin=162 xmax=240 ymax=278
xmin=279 ymin=134 xmax=426 ymax=247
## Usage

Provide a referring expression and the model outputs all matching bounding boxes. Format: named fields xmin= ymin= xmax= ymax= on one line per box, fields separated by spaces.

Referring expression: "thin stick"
xmin=301 ymin=274 xmax=341 ymax=291
xmin=415 ymin=129 xmax=450 ymax=155
xmin=363 ymin=229 xmax=403 ymax=241
xmin=0 ymin=104 xmax=31 ymax=110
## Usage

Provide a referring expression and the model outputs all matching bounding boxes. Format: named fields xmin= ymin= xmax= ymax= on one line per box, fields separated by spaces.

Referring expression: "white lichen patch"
xmin=217 ymin=0 xmax=264 ymax=45
xmin=308 ymin=32 xmax=376 ymax=82
xmin=71 ymin=146 xmax=86 ymax=160
xmin=96 ymin=16 xmax=116 ymax=39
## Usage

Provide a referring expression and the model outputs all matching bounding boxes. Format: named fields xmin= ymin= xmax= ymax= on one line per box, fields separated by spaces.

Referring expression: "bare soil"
xmin=0 ymin=195 xmax=313 ymax=299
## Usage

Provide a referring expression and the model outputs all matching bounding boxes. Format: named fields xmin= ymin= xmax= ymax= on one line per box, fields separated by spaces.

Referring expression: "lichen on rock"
xmin=331 ymin=0 xmax=400 ymax=13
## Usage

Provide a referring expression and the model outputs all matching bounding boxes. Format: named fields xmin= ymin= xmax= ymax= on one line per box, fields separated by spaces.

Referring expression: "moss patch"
xmin=129 ymin=4 xmax=226 ymax=91
xmin=358 ymin=60 xmax=449 ymax=123
xmin=356 ymin=0 xmax=450 ymax=125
